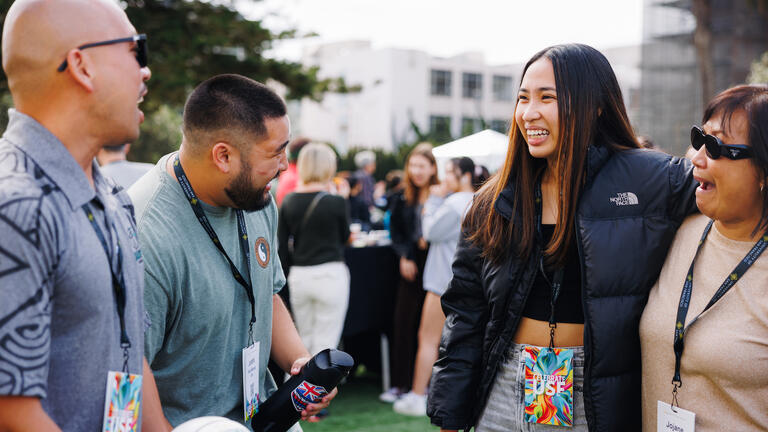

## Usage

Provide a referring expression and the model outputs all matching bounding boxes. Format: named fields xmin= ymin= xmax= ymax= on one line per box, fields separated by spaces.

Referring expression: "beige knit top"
xmin=640 ymin=213 xmax=768 ymax=431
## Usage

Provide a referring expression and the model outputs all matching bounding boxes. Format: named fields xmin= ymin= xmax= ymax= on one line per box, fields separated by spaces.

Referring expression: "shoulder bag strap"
xmin=294 ymin=191 xmax=328 ymax=248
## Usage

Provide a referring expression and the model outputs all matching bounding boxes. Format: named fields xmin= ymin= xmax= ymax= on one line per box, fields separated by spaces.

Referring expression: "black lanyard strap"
xmin=82 ymin=204 xmax=131 ymax=373
xmin=535 ymin=180 xmax=565 ymax=349
xmin=172 ymin=155 xmax=257 ymax=331
xmin=671 ymin=220 xmax=768 ymax=397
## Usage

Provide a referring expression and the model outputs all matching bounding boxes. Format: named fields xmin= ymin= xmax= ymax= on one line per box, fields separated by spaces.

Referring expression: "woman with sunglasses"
xmin=640 ymin=84 xmax=768 ymax=431
xmin=427 ymin=43 xmax=698 ymax=432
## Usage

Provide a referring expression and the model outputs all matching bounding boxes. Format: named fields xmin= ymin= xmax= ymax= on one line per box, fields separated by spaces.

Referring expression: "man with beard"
xmin=128 ymin=74 xmax=335 ymax=429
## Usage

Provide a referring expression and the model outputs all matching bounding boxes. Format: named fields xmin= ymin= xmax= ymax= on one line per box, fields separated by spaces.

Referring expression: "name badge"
xmin=102 ymin=371 xmax=142 ymax=432
xmin=242 ymin=342 xmax=260 ymax=422
xmin=657 ymin=401 xmax=695 ymax=432
xmin=523 ymin=345 xmax=574 ymax=427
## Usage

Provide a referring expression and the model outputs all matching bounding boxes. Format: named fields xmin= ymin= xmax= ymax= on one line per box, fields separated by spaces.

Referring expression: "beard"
xmin=225 ymin=159 xmax=272 ymax=212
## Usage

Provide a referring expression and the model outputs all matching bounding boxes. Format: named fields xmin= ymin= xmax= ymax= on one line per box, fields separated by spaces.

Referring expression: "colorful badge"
xmin=102 ymin=371 xmax=142 ymax=432
xmin=291 ymin=381 xmax=327 ymax=412
xmin=254 ymin=237 xmax=270 ymax=268
xmin=523 ymin=345 xmax=574 ymax=427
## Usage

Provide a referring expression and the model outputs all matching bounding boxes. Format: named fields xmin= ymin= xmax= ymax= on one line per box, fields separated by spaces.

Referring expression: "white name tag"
xmin=657 ymin=401 xmax=695 ymax=432
xmin=242 ymin=342 xmax=260 ymax=422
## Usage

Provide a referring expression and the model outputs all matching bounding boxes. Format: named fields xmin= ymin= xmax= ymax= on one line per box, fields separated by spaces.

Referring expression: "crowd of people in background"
xmin=1 ymin=1 xmax=767 ymax=431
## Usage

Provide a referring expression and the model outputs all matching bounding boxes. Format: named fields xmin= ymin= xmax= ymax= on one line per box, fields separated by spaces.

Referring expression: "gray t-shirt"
xmin=0 ymin=110 xmax=146 ymax=431
xmin=129 ymin=153 xmax=285 ymax=428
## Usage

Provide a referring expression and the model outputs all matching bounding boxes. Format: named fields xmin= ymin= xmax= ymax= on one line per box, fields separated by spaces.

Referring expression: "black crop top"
xmin=521 ymin=224 xmax=584 ymax=324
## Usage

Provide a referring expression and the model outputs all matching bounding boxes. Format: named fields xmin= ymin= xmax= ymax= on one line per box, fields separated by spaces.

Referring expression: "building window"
xmin=461 ymin=117 xmax=483 ymax=136
xmin=430 ymin=115 xmax=452 ymax=141
xmin=462 ymin=72 xmax=483 ymax=99
xmin=490 ymin=119 xmax=509 ymax=134
xmin=492 ymin=75 xmax=513 ymax=101
xmin=430 ymin=69 xmax=452 ymax=96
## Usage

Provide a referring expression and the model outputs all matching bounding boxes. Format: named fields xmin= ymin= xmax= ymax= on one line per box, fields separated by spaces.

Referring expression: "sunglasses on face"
xmin=690 ymin=125 xmax=752 ymax=160
xmin=57 ymin=34 xmax=148 ymax=72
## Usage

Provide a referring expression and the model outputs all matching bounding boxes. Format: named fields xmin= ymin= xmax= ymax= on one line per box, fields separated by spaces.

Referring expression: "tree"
xmin=748 ymin=51 xmax=768 ymax=83
xmin=691 ymin=0 xmax=715 ymax=103
xmin=122 ymin=0 xmax=354 ymax=113
xmin=129 ymin=104 xmax=183 ymax=163
xmin=0 ymin=0 xmax=357 ymax=162
xmin=690 ymin=0 xmax=768 ymax=102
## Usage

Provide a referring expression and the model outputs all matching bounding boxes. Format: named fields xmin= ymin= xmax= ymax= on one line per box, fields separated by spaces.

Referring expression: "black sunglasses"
xmin=57 ymin=34 xmax=147 ymax=72
xmin=690 ymin=125 xmax=752 ymax=160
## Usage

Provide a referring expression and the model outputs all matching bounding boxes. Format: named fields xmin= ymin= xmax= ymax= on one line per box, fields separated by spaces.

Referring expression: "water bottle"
xmin=251 ymin=349 xmax=354 ymax=432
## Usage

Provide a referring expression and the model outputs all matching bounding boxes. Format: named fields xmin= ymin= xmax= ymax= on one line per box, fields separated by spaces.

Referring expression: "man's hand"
xmin=288 ymin=357 xmax=339 ymax=421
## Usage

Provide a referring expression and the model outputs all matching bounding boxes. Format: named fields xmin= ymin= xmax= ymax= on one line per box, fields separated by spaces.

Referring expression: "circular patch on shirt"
xmin=255 ymin=237 xmax=270 ymax=268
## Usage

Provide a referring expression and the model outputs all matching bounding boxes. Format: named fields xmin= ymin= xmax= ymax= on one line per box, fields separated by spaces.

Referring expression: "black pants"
xmin=389 ymin=248 xmax=428 ymax=390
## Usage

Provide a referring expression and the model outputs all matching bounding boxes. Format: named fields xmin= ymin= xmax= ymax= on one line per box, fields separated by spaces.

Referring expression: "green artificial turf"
xmin=300 ymin=376 xmax=438 ymax=432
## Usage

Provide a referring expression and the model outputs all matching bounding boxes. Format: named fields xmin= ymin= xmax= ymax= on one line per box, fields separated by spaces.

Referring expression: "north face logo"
xmin=610 ymin=192 xmax=639 ymax=206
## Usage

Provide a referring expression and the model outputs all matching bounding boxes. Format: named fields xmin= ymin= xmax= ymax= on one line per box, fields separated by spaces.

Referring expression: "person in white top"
xmin=394 ymin=157 xmax=484 ymax=416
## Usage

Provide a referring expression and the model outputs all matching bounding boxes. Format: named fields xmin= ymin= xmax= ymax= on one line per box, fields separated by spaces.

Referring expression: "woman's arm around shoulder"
xmin=666 ymin=154 xmax=698 ymax=222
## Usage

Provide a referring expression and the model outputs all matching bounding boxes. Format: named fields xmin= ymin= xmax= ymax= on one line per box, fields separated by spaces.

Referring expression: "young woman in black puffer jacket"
xmin=427 ymin=44 xmax=698 ymax=432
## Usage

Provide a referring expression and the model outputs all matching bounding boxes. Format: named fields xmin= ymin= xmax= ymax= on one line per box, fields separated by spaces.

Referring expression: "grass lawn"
xmin=301 ymin=375 xmax=438 ymax=432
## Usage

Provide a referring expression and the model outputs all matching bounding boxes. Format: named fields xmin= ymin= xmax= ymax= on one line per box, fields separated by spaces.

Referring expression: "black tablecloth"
xmin=342 ymin=245 xmax=399 ymax=372
xmin=342 ymin=245 xmax=398 ymax=337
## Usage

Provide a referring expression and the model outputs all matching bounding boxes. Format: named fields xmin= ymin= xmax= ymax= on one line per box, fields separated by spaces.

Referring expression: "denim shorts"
xmin=476 ymin=343 xmax=588 ymax=432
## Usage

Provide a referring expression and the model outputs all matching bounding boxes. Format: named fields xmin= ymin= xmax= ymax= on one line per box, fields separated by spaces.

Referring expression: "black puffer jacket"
xmin=427 ymin=145 xmax=697 ymax=431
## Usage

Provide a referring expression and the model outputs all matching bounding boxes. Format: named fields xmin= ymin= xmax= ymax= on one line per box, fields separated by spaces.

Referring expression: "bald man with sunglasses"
xmin=0 ymin=0 xmax=169 ymax=431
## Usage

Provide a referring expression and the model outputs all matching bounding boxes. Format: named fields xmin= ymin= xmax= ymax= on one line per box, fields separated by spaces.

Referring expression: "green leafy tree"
xmin=0 ymin=0 xmax=357 ymax=163
xmin=122 ymin=0 xmax=355 ymax=113
xmin=130 ymin=104 xmax=183 ymax=163
xmin=748 ymin=51 xmax=768 ymax=83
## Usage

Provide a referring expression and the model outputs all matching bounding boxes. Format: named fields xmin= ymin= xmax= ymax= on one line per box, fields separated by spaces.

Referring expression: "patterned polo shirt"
xmin=0 ymin=110 xmax=146 ymax=431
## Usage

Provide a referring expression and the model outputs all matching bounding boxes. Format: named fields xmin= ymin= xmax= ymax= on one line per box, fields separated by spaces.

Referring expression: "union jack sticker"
xmin=290 ymin=380 xmax=327 ymax=412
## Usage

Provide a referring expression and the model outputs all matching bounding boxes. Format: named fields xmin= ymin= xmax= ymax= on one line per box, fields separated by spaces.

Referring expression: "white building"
xmin=296 ymin=41 xmax=642 ymax=153
xmin=296 ymin=41 xmax=519 ymax=153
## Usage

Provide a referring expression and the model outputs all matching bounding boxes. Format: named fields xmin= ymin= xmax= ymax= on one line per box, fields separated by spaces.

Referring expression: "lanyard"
xmin=173 ymin=155 xmax=257 ymax=336
xmin=535 ymin=181 xmax=565 ymax=349
xmin=670 ymin=219 xmax=768 ymax=407
xmin=82 ymin=203 xmax=131 ymax=373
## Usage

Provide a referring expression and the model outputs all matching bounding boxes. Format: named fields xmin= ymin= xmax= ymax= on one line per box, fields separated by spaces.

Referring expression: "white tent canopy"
xmin=431 ymin=129 xmax=509 ymax=177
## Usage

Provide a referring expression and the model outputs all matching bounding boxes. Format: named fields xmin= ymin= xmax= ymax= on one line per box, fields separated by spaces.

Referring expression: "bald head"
xmin=3 ymin=0 xmax=134 ymax=99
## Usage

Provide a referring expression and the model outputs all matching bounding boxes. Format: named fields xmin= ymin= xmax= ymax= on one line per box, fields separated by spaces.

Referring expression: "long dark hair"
xmin=464 ymin=44 xmax=639 ymax=266
xmin=450 ymin=157 xmax=488 ymax=192
xmin=702 ymin=84 xmax=768 ymax=234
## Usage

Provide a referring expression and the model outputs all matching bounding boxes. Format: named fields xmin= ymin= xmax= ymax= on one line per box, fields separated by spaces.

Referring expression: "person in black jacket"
xmin=427 ymin=44 xmax=697 ymax=432
xmin=382 ymin=143 xmax=439 ymax=402
xmin=278 ymin=143 xmax=351 ymax=358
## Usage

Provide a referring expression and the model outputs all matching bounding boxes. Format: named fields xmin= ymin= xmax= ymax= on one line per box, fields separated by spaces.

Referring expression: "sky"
xmin=240 ymin=0 xmax=645 ymax=65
